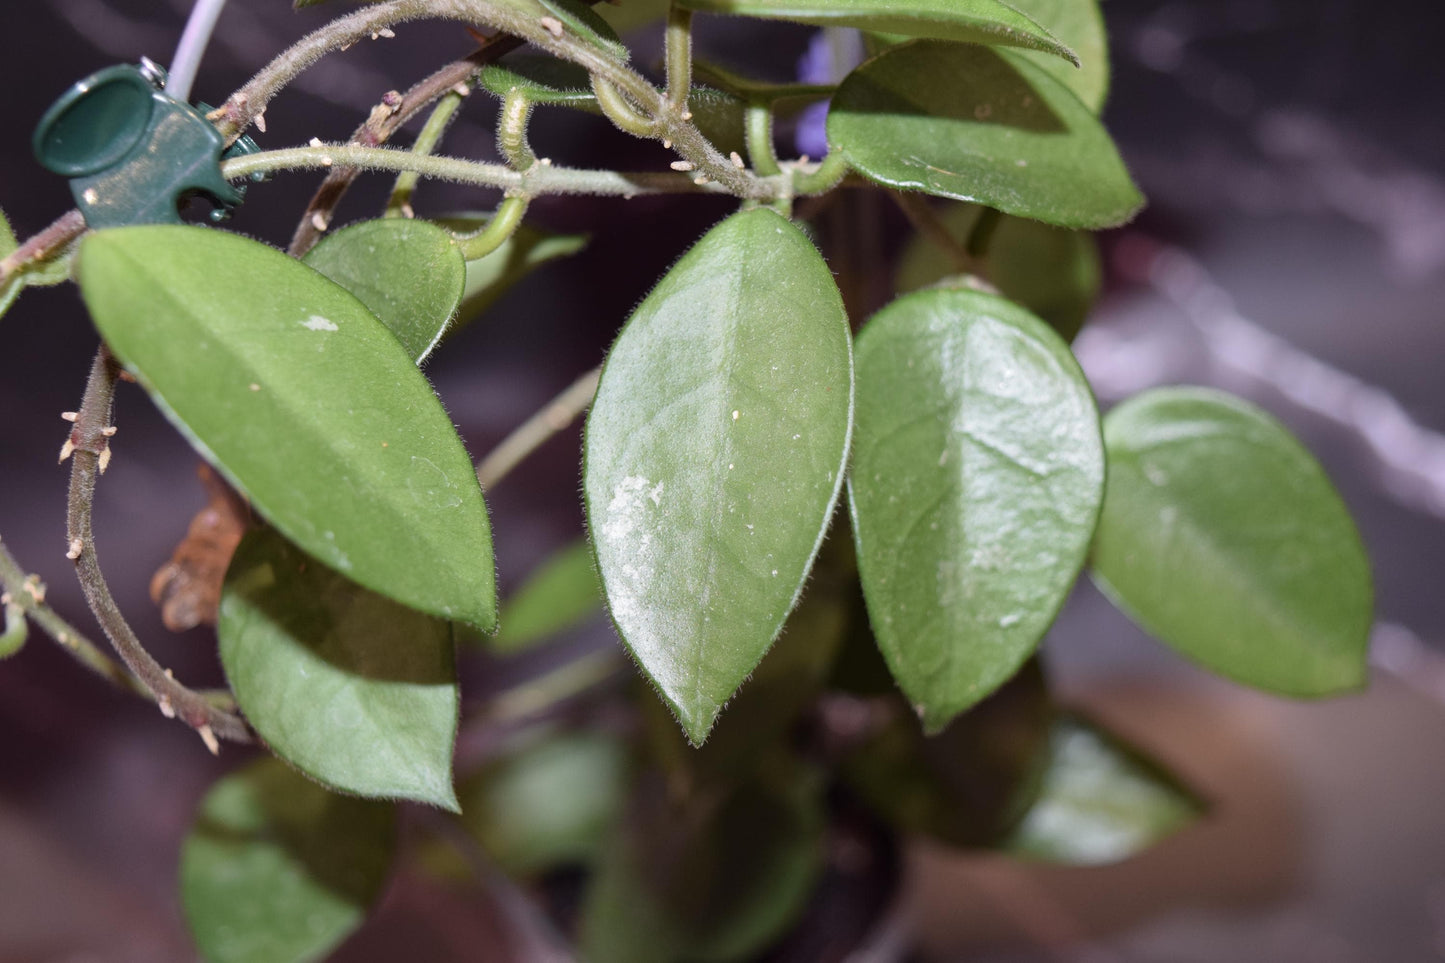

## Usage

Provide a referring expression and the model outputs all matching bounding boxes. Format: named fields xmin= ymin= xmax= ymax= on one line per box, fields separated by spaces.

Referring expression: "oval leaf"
xmin=77 ymin=226 xmax=495 ymax=630
xmin=584 ymin=208 xmax=853 ymax=745
xmin=895 ymin=203 xmax=1101 ymax=342
xmin=303 ymin=218 xmax=466 ymax=363
xmin=828 ymin=41 xmax=1143 ymax=228
xmin=1008 ymin=0 xmax=1109 ymax=113
xmin=492 ymin=540 xmax=604 ymax=653
xmin=849 ymin=289 xmax=1104 ymax=730
xmin=1002 ymin=713 xmax=1204 ymax=865
xmin=1091 ymin=387 xmax=1373 ymax=695
xmin=678 ymin=0 xmax=1078 ymax=65
xmin=180 ymin=758 xmax=395 ymax=963
xmin=219 ymin=528 xmax=461 ymax=809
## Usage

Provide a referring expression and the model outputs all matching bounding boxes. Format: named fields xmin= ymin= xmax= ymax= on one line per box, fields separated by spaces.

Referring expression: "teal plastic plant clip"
xmin=32 ymin=59 xmax=262 ymax=229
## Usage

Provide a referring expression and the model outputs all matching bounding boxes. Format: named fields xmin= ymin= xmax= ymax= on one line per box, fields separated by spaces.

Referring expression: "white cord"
xmin=167 ymin=0 xmax=227 ymax=102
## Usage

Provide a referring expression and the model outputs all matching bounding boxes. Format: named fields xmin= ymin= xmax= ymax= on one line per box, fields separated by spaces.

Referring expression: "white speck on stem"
xmin=731 ymin=410 xmax=740 ymax=421
xmin=539 ymin=16 xmax=563 ymax=36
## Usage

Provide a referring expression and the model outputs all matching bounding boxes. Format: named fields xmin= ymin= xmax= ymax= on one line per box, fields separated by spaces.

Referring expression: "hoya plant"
xmin=0 ymin=0 xmax=1372 ymax=958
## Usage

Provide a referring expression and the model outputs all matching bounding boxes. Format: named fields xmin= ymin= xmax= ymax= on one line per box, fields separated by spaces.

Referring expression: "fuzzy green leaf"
xmin=678 ymin=0 xmax=1078 ymax=64
xmin=219 ymin=529 xmax=460 ymax=810
xmin=1008 ymin=0 xmax=1109 ymax=112
xmin=303 ymin=218 xmax=466 ymax=363
xmin=493 ymin=540 xmax=603 ymax=653
xmin=896 ymin=203 xmax=1101 ymax=342
xmin=77 ymin=226 xmax=495 ymax=630
xmin=1002 ymin=714 xmax=1204 ymax=864
xmin=180 ymin=758 xmax=395 ymax=963
xmin=584 ymin=208 xmax=853 ymax=745
xmin=828 ymin=41 xmax=1142 ymax=228
xmin=1092 ymin=388 xmax=1374 ymax=695
xmin=849 ymin=289 xmax=1104 ymax=730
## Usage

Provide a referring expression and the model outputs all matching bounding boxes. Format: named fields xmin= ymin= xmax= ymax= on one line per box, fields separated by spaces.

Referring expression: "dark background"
xmin=3 ymin=1 xmax=1445 ymax=960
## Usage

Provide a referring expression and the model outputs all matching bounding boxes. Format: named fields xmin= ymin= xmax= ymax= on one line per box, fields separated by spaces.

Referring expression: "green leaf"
xmin=580 ymin=768 xmax=826 ymax=963
xmin=1092 ymin=387 xmax=1374 ymax=695
xmin=584 ymin=208 xmax=853 ymax=745
xmin=678 ymin=0 xmax=1079 ymax=65
xmin=828 ymin=41 xmax=1143 ymax=229
xmin=843 ymin=659 xmax=1054 ymax=846
xmin=219 ymin=528 xmax=460 ymax=809
xmin=432 ymin=213 xmax=588 ymax=330
xmin=1002 ymin=713 xmax=1205 ymax=864
xmin=639 ymin=547 xmax=850 ymax=780
xmin=180 ymin=758 xmax=395 ymax=963
xmin=1007 ymin=0 xmax=1109 ymax=113
xmin=848 ymin=288 xmax=1104 ymax=730
xmin=458 ymin=730 xmax=628 ymax=875
xmin=77 ymin=226 xmax=496 ymax=630
xmin=492 ymin=540 xmax=603 ymax=653
xmin=1 ymin=208 xmax=20 ymax=322
xmin=302 ymin=218 xmax=466 ymax=363
xmin=895 ymin=203 xmax=1101 ymax=342
xmin=478 ymin=57 xmax=599 ymax=105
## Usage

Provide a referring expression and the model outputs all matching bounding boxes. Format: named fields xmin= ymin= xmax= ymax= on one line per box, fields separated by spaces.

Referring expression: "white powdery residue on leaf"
xmin=302 ymin=315 xmax=339 ymax=332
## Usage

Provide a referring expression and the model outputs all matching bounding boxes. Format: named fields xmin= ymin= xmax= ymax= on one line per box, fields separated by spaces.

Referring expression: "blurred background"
xmin=3 ymin=1 xmax=1445 ymax=960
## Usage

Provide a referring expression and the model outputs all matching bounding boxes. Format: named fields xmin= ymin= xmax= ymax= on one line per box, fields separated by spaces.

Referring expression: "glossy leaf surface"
xmin=1003 ymin=714 xmax=1204 ymax=864
xmin=303 ymin=218 xmax=466 ymax=363
xmin=1009 ymin=0 xmax=1108 ymax=112
xmin=493 ymin=540 xmax=603 ymax=652
xmin=585 ymin=208 xmax=852 ymax=744
xmin=678 ymin=0 xmax=1078 ymax=64
xmin=849 ymin=289 xmax=1104 ymax=730
xmin=895 ymin=203 xmax=1101 ymax=342
xmin=1092 ymin=388 xmax=1373 ymax=695
xmin=219 ymin=529 xmax=460 ymax=810
xmin=458 ymin=730 xmax=628 ymax=874
xmin=180 ymin=758 xmax=394 ymax=963
xmin=78 ymin=226 xmax=495 ymax=630
xmin=828 ymin=41 xmax=1143 ymax=228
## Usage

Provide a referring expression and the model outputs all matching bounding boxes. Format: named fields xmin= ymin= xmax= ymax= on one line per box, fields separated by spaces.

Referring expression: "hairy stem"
xmin=746 ymin=104 xmax=782 ymax=178
xmin=0 ymin=536 xmax=145 ymax=691
xmin=476 ymin=367 xmax=600 ymax=489
xmin=791 ymin=150 xmax=851 ymax=196
xmin=386 ymin=86 xmax=469 ymax=217
xmin=287 ymin=38 xmax=519 ymax=256
xmin=225 ymin=145 xmax=750 ymax=198
xmin=455 ymin=196 xmax=528 ymax=259
xmin=498 ymin=89 xmax=537 ymax=171
xmin=591 ymin=77 xmax=657 ymax=137
xmin=664 ymin=3 xmax=693 ymax=110
xmin=214 ymin=0 xmax=761 ymax=197
xmin=0 ymin=210 xmax=85 ymax=290
xmin=64 ymin=348 xmax=250 ymax=749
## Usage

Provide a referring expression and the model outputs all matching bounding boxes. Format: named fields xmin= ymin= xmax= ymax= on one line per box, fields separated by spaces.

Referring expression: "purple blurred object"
xmin=794 ymin=29 xmax=865 ymax=157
